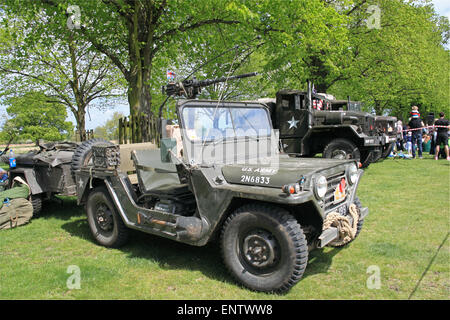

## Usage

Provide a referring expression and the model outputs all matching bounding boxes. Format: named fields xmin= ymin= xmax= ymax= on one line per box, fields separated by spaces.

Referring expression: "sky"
xmin=432 ymin=0 xmax=450 ymax=21
xmin=1 ymin=0 xmax=449 ymax=131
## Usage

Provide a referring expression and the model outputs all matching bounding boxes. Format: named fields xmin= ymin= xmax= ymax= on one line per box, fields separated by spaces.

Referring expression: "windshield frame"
xmin=178 ymin=100 xmax=273 ymax=144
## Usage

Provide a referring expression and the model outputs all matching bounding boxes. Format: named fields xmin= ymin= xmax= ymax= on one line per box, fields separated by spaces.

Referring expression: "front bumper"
xmin=318 ymin=204 xmax=369 ymax=248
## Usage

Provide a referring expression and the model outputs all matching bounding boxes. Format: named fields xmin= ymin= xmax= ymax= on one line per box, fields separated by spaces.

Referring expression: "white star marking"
xmin=287 ymin=116 xmax=299 ymax=129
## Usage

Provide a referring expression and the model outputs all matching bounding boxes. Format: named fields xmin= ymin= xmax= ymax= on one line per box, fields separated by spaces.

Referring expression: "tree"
xmin=0 ymin=3 xmax=126 ymax=141
xmin=0 ymin=92 xmax=73 ymax=143
xmin=321 ymin=0 xmax=450 ymax=119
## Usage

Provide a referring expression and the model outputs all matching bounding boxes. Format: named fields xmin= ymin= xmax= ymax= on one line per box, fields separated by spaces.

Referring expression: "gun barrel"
xmin=198 ymin=72 xmax=258 ymax=87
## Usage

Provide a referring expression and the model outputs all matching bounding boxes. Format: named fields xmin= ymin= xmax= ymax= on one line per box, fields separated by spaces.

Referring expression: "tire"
xmin=220 ymin=204 xmax=308 ymax=293
xmin=71 ymin=138 xmax=113 ymax=176
xmin=323 ymin=138 xmax=361 ymax=161
xmin=86 ymin=186 xmax=129 ymax=248
xmin=30 ymin=194 xmax=43 ymax=218
xmin=359 ymin=150 xmax=372 ymax=168
xmin=381 ymin=142 xmax=394 ymax=159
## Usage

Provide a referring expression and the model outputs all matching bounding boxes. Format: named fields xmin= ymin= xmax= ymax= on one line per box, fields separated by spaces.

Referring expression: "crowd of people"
xmin=395 ymin=107 xmax=450 ymax=160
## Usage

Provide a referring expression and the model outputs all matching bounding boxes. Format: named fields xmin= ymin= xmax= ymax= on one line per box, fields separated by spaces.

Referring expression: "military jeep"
xmin=74 ymin=99 xmax=369 ymax=293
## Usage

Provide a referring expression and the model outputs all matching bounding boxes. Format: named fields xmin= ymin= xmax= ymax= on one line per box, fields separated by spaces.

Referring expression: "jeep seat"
xmin=131 ymin=149 xmax=188 ymax=195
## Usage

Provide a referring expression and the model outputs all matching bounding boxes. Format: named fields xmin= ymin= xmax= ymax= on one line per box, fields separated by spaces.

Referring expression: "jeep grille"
xmin=323 ymin=171 xmax=347 ymax=213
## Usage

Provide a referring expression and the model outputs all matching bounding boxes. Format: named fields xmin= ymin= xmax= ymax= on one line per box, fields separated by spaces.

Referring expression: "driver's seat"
xmin=131 ymin=149 xmax=188 ymax=195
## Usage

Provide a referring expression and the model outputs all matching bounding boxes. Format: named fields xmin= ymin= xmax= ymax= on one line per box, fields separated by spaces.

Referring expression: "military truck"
xmin=74 ymin=91 xmax=369 ymax=293
xmin=260 ymin=85 xmax=396 ymax=167
xmin=330 ymin=99 xmax=397 ymax=159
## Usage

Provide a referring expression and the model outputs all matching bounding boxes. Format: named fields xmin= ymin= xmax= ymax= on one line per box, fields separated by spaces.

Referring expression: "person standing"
xmin=407 ymin=106 xmax=425 ymax=159
xmin=396 ymin=120 xmax=404 ymax=151
xmin=434 ymin=111 xmax=450 ymax=161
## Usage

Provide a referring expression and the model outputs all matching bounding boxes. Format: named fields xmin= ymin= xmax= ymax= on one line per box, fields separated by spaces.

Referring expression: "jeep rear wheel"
xmin=220 ymin=204 xmax=308 ymax=293
xmin=323 ymin=138 xmax=361 ymax=161
xmin=86 ymin=186 xmax=129 ymax=248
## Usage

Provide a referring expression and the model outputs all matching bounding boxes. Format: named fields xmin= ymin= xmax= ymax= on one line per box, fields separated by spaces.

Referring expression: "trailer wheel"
xmin=220 ymin=204 xmax=308 ymax=293
xmin=30 ymin=194 xmax=43 ymax=218
xmin=86 ymin=186 xmax=129 ymax=248
xmin=323 ymin=138 xmax=361 ymax=160
xmin=71 ymin=138 xmax=113 ymax=177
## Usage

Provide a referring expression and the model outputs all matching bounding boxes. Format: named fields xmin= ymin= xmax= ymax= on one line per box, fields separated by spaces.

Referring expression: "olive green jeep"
xmin=74 ymin=99 xmax=369 ymax=293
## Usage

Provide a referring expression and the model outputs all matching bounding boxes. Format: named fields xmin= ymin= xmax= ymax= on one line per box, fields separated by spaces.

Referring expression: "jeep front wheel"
xmin=323 ymin=138 xmax=361 ymax=160
xmin=86 ymin=186 xmax=129 ymax=248
xmin=220 ymin=204 xmax=308 ymax=293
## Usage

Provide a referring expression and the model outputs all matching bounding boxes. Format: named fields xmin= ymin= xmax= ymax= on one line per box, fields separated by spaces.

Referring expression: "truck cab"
xmin=261 ymin=89 xmax=392 ymax=167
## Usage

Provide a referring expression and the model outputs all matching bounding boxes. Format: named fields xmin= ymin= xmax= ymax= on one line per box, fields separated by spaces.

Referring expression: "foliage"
xmin=0 ymin=1 xmax=126 ymax=141
xmin=0 ymin=0 xmax=448 ymax=131
xmin=0 ymin=92 xmax=73 ymax=142
xmin=327 ymin=0 xmax=450 ymax=118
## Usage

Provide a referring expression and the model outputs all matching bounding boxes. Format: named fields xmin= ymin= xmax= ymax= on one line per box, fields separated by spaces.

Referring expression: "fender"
xmin=9 ymin=168 xmax=44 ymax=195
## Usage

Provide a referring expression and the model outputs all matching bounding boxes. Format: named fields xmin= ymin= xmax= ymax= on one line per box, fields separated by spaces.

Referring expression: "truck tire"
xmin=86 ymin=186 xmax=129 ymax=248
xmin=71 ymin=138 xmax=113 ymax=176
xmin=220 ymin=204 xmax=308 ymax=293
xmin=359 ymin=151 xmax=372 ymax=168
xmin=381 ymin=142 xmax=394 ymax=159
xmin=323 ymin=138 xmax=361 ymax=161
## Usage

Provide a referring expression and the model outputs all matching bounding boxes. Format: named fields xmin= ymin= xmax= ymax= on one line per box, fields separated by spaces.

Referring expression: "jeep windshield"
xmin=179 ymin=101 xmax=279 ymax=165
xmin=181 ymin=105 xmax=271 ymax=143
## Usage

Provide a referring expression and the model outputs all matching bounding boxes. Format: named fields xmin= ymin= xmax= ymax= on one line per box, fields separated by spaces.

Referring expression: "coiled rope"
xmin=322 ymin=203 xmax=360 ymax=246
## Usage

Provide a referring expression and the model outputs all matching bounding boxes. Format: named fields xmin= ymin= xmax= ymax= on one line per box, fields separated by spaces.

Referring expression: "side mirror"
xmin=160 ymin=138 xmax=177 ymax=163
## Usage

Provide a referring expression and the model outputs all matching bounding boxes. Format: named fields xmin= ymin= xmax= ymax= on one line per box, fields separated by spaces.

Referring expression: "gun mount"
xmin=162 ymin=72 xmax=258 ymax=99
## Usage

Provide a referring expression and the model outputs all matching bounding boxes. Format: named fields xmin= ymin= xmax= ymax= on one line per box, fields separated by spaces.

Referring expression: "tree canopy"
xmin=0 ymin=0 xmax=448 ymax=136
xmin=0 ymin=92 xmax=73 ymax=142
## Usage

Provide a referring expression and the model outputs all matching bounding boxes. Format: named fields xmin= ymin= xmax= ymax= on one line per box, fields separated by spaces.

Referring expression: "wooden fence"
xmin=118 ymin=113 xmax=160 ymax=145
xmin=75 ymin=130 xmax=94 ymax=142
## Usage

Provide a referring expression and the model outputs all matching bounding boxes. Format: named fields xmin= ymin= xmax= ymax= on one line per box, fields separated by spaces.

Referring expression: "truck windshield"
xmin=182 ymin=106 xmax=271 ymax=142
xmin=348 ymin=102 xmax=362 ymax=111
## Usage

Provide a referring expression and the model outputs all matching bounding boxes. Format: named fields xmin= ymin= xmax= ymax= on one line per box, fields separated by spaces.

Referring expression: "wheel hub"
xmin=331 ymin=150 xmax=348 ymax=159
xmin=243 ymin=230 xmax=277 ymax=268
xmin=96 ymin=204 xmax=113 ymax=231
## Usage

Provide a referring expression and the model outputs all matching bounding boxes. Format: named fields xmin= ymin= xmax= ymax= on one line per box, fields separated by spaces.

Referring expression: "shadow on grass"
xmin=60 ymin=217 xmax=233 ymax=286
xmin=60 ymin=214 xmax=345 ymax=291
xmin=42 ymin=195 xmax=345 ymax=291
xmin=38 ymin=196 xmax=85 ymax=221
xmin=302 ymin=247 xmax=342 ymax=279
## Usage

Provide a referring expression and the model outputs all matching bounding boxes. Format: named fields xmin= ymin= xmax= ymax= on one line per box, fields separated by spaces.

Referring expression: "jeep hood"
xmin=221 ymin=156 xmax=348 ymax=188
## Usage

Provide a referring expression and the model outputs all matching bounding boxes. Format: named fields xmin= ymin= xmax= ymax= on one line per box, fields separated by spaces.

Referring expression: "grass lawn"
xmin=0 ymin=154 xmax=448 ymax=300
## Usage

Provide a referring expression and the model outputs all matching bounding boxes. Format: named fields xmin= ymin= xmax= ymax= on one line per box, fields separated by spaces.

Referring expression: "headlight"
xmin=347 ymin=163 xmax=358 ymax=185
xmin=315 ymin=175 xmax=327 ymax=199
